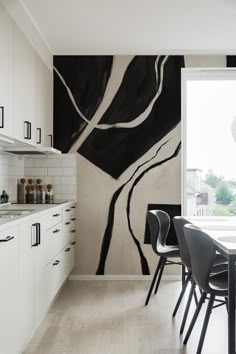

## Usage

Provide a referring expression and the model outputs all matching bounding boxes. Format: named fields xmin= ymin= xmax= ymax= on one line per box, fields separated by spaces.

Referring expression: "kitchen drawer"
xmin=42 ymin=223 xmax=63 ymax=265
xmin=63 ymin=204 xmax=76 ymax=222
xmin=63 ymin=220 xmax=76 ymax=245
xmin=47 ymin=252 xmax=64 ymax=304
xmin=45 ymin=207 xmax=62 ymax=230
xmin=63 ymin=236 xmax=76 ymax=277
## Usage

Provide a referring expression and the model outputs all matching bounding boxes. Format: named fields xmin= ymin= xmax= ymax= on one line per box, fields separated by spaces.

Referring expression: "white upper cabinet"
xmin=14 ymin=25 xmax=37 ymax=145
xmin=0 ymin=4 xmax=14 ymax=137
xmin=36 ymin=55 xmax=53 ymax=147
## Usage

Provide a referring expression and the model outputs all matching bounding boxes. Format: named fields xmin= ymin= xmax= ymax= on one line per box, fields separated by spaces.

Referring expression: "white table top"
xmin=184 ymin=216 xmax=236 ymax=255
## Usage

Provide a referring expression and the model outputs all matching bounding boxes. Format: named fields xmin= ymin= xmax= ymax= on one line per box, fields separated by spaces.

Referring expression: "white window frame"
xmin=181 ymin=68 xmax=236 ymax=215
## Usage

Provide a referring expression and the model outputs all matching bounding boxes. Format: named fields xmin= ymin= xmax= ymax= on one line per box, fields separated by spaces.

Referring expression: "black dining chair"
xmin=183 ymin=223 xmax=228 ymax=354
xmin=145 ymin=210 xmax=182 ymax=306
xmin=172 ymin=217 xmax=227 ymax=335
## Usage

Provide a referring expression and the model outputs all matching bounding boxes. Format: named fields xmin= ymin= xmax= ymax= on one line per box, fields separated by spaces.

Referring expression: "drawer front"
xmin=43 ymin=224 xmax=63 ymax=265
xmin=45 ymin=207 xmax=62 ymax=230
xmin=63 ymin=220 xmax=76 ymax=245
xmin=63 ymin=203 xmax=76 ymax=222
xmin=63 ymin=236 xmax=76 ymax=277
xmin=47 ymin=252 xmax=64 ymax=304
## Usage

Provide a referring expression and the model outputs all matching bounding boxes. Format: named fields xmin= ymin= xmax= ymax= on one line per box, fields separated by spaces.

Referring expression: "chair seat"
xmin=156 ymin=244 xmax=180 ymax=258
xmin=209 ymin=270 xmax=228 ymax=296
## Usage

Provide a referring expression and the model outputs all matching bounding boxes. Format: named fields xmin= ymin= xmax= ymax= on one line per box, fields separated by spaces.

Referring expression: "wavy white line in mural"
xmin=54 ymin=56 xmax=167 ymax=132
xmin=97 ymin=56 xmax=168 ymax=129
xmin=69 ymin=56 xmax=134 ymax=153
xmin=54 ymin=67 xmax=91 ymax=124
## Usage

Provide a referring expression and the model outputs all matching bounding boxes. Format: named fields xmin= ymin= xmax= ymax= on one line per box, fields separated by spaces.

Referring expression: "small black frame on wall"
xmin=144 ymin=204 xmax=181 ymax=245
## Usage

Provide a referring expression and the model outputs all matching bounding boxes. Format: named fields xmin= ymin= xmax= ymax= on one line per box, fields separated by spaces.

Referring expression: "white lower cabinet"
xmin=0 ymin=226 xmax=19 ymax=354
xmin=18 ymin=220 xmax=41 ymax=350
xmin=0 ymin=203 xmax=76 ymax=353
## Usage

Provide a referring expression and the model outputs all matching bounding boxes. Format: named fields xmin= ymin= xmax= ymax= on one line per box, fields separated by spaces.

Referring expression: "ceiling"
xmin=20 ymin=0 xmax=236 ymax=55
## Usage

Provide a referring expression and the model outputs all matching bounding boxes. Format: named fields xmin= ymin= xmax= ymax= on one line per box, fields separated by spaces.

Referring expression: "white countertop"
xmin=0 ymin=201 xmax=76 ymax=232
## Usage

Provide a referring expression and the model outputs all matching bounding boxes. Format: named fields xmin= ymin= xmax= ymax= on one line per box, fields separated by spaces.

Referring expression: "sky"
xmin=186 ymin=80 xmax=236 ymax=181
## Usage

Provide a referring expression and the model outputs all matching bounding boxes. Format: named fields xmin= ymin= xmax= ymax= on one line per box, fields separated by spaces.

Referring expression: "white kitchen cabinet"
xmin=18 ymin=220 xmax=39 ymax=350
xmin=0 ymin=202 xmax=76 ymax=354
xmin=14 ymin=24 xmax=37 ymax=145
xmin=36 ymin=55 xmax=53 ymax=147
xmin=0 ymin=4 xmax=14 ymax=137
xmin=0 ymin=226 xmax=19 ymax=354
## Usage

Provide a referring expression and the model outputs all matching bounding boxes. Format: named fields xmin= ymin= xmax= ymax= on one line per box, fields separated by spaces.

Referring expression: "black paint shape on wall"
xmin=54 ymin=56 xmax=113 ymax=120
xmin=96 ymin=140 xmax=181 ymax=275
xmin=226 ymin=56 xmax=236 ymax=67
xmin=144 ymin=204 xmax=181 ymax=245
xmin=53 ymin=56 xmax=113 ymax=152
xmin=99 ymin=56 xmax=159 ymax=124
xmin=79 ymin=56 xmax=184 ymax=178
xmin=54 ymin=71 xmax=87 ymax=152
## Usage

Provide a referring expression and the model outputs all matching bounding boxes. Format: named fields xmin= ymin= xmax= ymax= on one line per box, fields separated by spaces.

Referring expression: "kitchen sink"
xmin=0 ymin=209 xmax=34 ymax=218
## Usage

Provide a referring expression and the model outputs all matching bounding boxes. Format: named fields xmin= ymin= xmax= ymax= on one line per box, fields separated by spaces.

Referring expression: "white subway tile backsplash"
xmin=60 ymin=177 xmax=76 ymax=185
xmin=63 ymin=168 xmax=75 ymax=176
xmin=0 ymin=153 xmax=76 ymax=202
xmin=60 ymin=185 xmax=75 ymax=194
xmin=60 ymin=158 xmax=76 ymax=167
xmin=34 ymin=158 xmax=61 ymax=168
xmin=25 ymin=167 xmax=48 ymax=176
xmin=48 ymin=167 xmax=63 ymax=176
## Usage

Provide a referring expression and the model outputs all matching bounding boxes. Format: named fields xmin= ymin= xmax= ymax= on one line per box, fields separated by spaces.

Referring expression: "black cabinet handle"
xmin=71 ymin=218 xmax=76 ymax=221
xmin=65 ymin=222 xmax=70 ymax=225
xmin=65 ymin=248 xmax=71 ymax=252
xmin=36 ymin=223 xmax=41 ymax=245
xmin=53 ymin=213 xmax=60 ymax=217
xmin=37 ymin=128 xmax=42 ymax=144
xmin=65 ymin=209 xmax=70 ymax=212
xmin=53 ymin=229 xmax=60 ymax=233
xmin=28 ymin=121 xmax=31 ymax=139
xmin=0 ymin=106 xmax=4 ymax=128
xmin=32 ymin=223 xmax=38 ymax=246
xmin=71 ymin=230 xmax=76 ymax=233
xmin=53 ymin=260 xmax=60 ymax=266
xmin=71 ymin=241 xmax=76 ymax=245
xmin=24 ymin=121 xmax=29 ymax=139
xmin=48 ymin=134 xmax=53 ymax=147
xmin=71 ymin=206 xmax=76 ymax=209
xmin=0 ymin=236 xmax=14 ymax=242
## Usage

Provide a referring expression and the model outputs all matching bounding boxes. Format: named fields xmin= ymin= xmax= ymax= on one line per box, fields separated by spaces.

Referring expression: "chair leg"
xmin=193 ymin=288 xmax=199 ymax=306
xmin=172 ymin=272 xmax=192 ymax=317
xmin=154 ymin=258 xmax=166 ymax=294
xmin=183 ymin=292 xmax=207 ymax=345
xmin=197 ymin=294 xmax=215 ymax=354
xmin=145 ymin=257 xmax=164 ymax=306
xmin=180 ymin=280 xmax=195 ymax=334
xmin=182 ymin=265 xmax=186 ymax=288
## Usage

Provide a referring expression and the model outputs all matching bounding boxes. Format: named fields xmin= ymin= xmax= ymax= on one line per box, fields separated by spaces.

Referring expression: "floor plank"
xmin=23 ymin=280 xmax=228 ymax=354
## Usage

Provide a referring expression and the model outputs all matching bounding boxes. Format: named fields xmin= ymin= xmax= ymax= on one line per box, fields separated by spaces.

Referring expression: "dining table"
xmin=185 ymin=216 xmax=236 ymax=354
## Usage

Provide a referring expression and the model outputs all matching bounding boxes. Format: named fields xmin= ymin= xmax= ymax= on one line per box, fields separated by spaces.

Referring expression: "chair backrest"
xmin=183 ymin=224 xmax=216 ymax=293
xmin=147 ymin=210 xmax=171 ymax=255
xmin=173 ymin=217 xmax=192 ymax=270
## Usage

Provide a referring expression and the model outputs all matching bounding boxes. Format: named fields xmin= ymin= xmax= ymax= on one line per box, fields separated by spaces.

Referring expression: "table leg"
xmin=228 ymin=256 xmax=236 ymax=354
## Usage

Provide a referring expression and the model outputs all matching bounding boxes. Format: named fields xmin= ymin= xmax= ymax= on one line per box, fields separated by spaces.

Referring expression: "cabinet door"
xmin=34 ymin=221 xmax=49 ymax=327
xmin=14 ymin=25 xmax=37 ymax=145
xmin=36 ymin=55 xmax=53 ymax=147
xmin=18 ymin=221 xmax=37 ymax=349
xmin=0 ymin=5 xmax=14 ymax=137
xmin=0 ymin=226 xmax=19 ymax=354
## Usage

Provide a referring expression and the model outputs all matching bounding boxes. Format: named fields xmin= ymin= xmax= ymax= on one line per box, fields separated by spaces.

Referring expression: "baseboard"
xmin=69 ymin=274 xmax=181 ymax=281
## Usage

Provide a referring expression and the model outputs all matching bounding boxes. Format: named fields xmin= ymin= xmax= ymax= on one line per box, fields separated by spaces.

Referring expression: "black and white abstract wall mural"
xmin=53 ymin=55 xmax=184 ymax=275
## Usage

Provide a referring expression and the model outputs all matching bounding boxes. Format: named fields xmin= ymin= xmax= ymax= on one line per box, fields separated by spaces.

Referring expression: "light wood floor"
xmin=23 ymin=280 xmax=228 ymax=354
